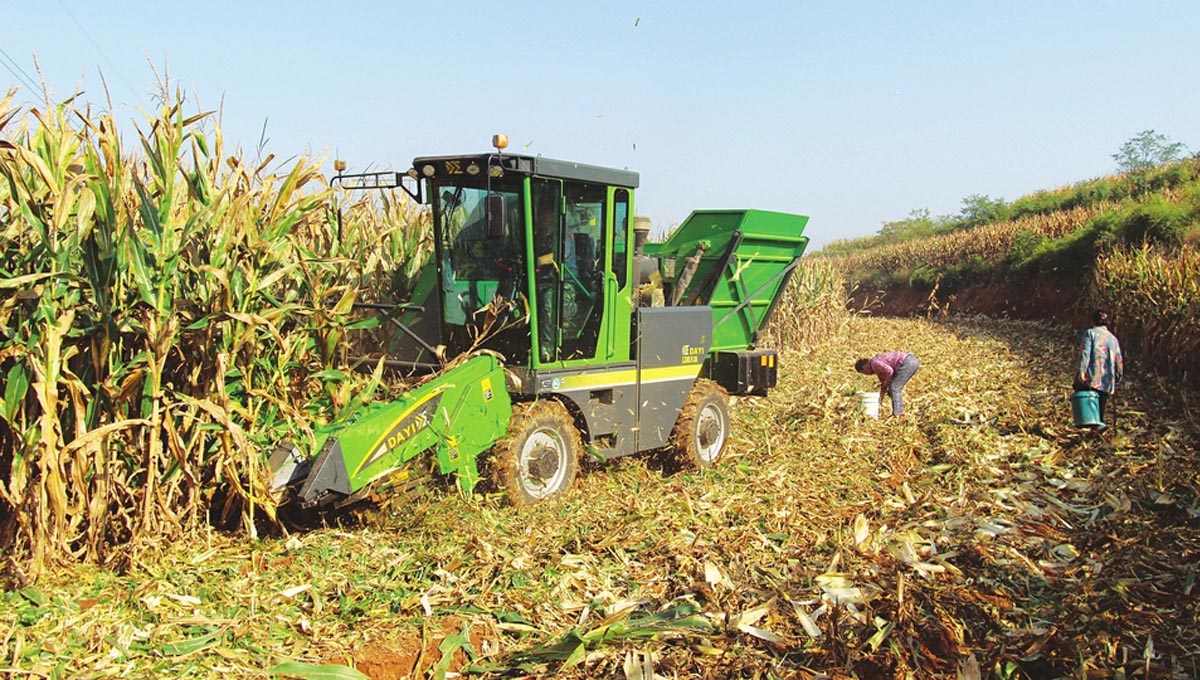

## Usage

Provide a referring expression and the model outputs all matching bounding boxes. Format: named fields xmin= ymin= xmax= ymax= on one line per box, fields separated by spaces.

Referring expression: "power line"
xmin=55 ymin=0 xmax=139 ymax=100
xmin=0 ymin=47 xmax=41 ymax=95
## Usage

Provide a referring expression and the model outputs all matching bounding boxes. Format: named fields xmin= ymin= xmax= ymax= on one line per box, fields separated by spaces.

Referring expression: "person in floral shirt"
xmin=1075 ymin=309 xmax=1123 ymax=424
xmin=855 ymin=351 xmax=920 ymax=418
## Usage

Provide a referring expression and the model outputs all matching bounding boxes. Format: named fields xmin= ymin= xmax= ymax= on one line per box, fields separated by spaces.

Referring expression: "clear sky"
xmin=4 ymin=1 xmax=1198 ymax=249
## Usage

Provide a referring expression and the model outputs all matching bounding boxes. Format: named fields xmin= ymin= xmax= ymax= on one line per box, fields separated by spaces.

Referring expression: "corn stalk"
xmin=1094 ymin=244 xmax=1200 ymax=384
xmin=1 ymin=86 xmax=426 ymax=577
xmin=764 ymin=258 xmax=848 ymax=350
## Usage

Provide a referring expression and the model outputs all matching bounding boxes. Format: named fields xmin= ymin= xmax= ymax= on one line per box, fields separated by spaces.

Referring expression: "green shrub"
xmin=1185 ymin=183 xmax=1200 ymax=223
xmin=908 ymin=264 xmax=939 ymax=289
xmin=1005 ymin=229 xmax=1045 ymax=266
xmin=1008 ymin=224 xmax=1100 ymax=276
xmin=1148 ymin=163 xmax=1193 ymax=191
xmin=1087 ymin=210 xmax=1124 ymax=252
xmin=1120 ymin=196 xmax=1190 ymax=247
xmin=906 ymin=255 xmax=987 ymax=291
xmin=1068 ymin=178 xmax=1129 ymax=207
xmin=852 ymin=266 xmax=905 ymax=293
xmin=1011 ymin=189 xmax=1072 ymax=219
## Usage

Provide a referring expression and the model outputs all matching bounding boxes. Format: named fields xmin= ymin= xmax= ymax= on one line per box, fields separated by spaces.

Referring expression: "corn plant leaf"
xmin=561 ymin=640 xmax=588 ymax=668
xmin=0 ymin=271 xmax=57 ymax=290
xmin=159 ymin=627 xmax=224 ymax=656
xmin=3 ymin=363 xmax=30 ymax=424
xmin=311 ymin=369 xmax=352 ymax=382
xmin=866 ymin=619 xmax=893 ymax=651
xmin=733 ymin=602 xmax=771 ymax=629
xmin=17 ymin=199 xmax=49 ymax=243
xmin=738 ymin=623 xmax=784 ymax=644
xmin=267 ymin=662 xmax=369 ymax=680
xmin=434 ymin=621 xmax=476 ymax=677
xmin=19 ymin=586 xmax=47 ymax=606
xmin=512 ymin=630 xmax=587 ymax=664
xmin=251 ymin=262 xmax=300 ymax=297
xmin=794 ymin=605 xmax=822 ymax=638
xmin=122 ymin=234 xmax=158 ymax=308
xmin=184 ymin=316 xmax=212 ymax=331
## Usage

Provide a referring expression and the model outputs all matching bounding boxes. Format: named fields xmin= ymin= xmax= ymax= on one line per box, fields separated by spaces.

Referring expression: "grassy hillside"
xmin=816 ymin=157 xmax=1200 ymax=384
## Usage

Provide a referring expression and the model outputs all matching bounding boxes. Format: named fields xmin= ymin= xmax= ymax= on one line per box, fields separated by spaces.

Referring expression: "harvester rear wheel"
xmin=493 ymin=400 xmax=580 ymax=505
xmin=671 ymin=380 xmax=730 ymax=468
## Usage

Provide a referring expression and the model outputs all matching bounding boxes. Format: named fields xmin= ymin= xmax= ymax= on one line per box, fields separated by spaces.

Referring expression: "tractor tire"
xmin=671 ymin=380 xmax=730 ymax=468
xmin=492 ymin=400 xmax=580 ymax=505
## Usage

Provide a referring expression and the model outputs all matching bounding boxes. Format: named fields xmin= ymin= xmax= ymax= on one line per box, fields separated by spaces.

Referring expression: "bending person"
xmin=855 ymin=351 xmax=921 ymax=418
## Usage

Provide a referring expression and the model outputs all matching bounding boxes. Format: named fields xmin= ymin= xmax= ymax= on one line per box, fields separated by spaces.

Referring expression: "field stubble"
xmin=2 ymin=316 xmax=1197 ymax=679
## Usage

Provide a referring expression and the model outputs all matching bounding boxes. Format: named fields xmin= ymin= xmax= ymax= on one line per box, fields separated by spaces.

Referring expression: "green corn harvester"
xmin=270 ymin=136 xmax=809 ymax=510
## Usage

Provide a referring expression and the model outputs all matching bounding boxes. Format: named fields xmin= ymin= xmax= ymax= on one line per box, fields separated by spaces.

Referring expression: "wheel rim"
xmin=517 ymin=427 xmax=568 ymax=500
xmin=694 ymin=402 xmax=727 ymax=464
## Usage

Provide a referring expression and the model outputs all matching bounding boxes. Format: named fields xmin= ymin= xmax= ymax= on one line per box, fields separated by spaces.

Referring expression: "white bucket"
xmin=857 ymin=391 xmax=880 ymax=419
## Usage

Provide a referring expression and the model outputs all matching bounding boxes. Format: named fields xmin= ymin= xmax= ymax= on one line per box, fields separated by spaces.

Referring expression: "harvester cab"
xmin=269 ymin=135 xmax=809 ymax=510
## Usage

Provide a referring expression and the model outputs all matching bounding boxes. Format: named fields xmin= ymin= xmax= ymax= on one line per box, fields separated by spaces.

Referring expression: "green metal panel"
xmin=320 ymin=353 xmax=512 ymax=496
xmin=644 ymin=209 xmax=809 ymax=353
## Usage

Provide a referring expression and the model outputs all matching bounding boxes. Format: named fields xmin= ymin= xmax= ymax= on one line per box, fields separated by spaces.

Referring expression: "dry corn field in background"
xmin=2 ymin=315 xmax=1197 ymax=679
xmin=815 ymin=204 xmax=1110 ymax=276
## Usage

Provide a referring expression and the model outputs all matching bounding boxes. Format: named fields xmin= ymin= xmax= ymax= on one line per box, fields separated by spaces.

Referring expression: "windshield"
xmin=433 ymin=180 xmax=528 ymax=334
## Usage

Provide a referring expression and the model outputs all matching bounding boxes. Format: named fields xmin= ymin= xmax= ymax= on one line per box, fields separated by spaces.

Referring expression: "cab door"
xmin=529 ymin=179 xmax=563 ymax=364
xmin=530 ymin=178 xmax=612 ymax=364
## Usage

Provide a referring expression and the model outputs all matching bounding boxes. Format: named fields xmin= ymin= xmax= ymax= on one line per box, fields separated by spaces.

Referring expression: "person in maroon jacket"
xmin=855 ymin=351 xmax=921 ymax=418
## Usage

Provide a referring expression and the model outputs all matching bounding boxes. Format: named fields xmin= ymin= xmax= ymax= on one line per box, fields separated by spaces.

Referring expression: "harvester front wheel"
xmin=672 ymin=380 xmax=730 ymax=468
xmin=493 ymin=400 xmax=580 ymax=505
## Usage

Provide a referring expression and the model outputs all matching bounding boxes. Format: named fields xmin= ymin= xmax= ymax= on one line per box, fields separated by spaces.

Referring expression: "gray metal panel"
xmin=634 ymin=307 xmax=712 ymax=451
xmin=636 ymin=307 xmax=712 ymax=367
xmin=531 ymin=157 xmax=639 ymax=188
xmin=507 ymin=307 xmax=711 ymax=455
xmin=557 ymin=385 xmax=638 ymax=458
xmin=516 ymin=362 xmax=641 ymax=457
xmin=635 ymin=379 xmax=691 ymax=451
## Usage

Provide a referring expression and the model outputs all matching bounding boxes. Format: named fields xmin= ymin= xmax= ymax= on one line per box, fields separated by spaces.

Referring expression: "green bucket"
xmin=1070 ymin=390 xmax=1102 ymax=427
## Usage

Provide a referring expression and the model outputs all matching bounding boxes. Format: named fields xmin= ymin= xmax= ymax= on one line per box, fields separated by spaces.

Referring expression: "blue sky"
xmin=4 ymin=1 xmax=1198 ymax=249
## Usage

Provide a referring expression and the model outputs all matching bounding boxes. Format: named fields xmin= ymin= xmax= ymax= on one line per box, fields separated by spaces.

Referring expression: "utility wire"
xmin=0 ymin=46 xmax=41 ymax=95
xmin=55 ymin=0 xmax=140 ymax=101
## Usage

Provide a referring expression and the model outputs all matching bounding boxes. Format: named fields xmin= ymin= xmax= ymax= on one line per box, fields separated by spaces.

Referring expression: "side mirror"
xmin=486 ymin=194 xmax=508 ymax=239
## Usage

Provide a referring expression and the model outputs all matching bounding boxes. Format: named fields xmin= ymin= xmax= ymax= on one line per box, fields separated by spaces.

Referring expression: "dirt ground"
xmin=334 ymin=314 xmax=1199 ymax=678
xmin=851 ymin=272 xmax=1090 ymax=326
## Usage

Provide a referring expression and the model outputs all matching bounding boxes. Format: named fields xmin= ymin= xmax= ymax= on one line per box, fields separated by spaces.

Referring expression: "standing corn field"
xmin=764 ymin=257 xmax=848 ymax=350
xmin=0 ymin=89 xmax=428 ymax=578
xmin=1093 ymin=244 xmax=1200 ymax=385
xmin=818 ymin=203 xmax=1109 ymax=280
